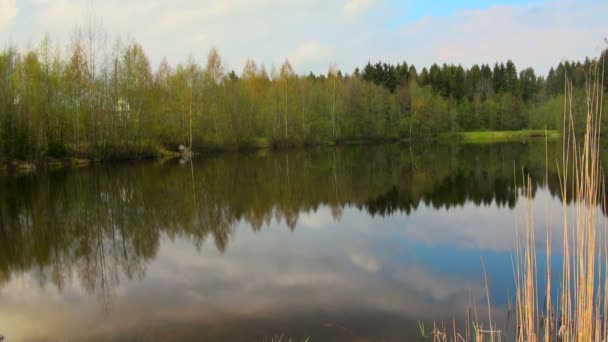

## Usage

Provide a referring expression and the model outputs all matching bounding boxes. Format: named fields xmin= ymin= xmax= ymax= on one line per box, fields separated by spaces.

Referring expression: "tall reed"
xmin=514 ymin=52 xmax=605 ymax=342
xmin=428 ymin=53 xmax=606 ymax=342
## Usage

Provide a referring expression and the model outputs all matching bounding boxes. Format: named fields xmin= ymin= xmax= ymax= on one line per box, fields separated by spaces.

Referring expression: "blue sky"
xmin=0 ymin=0 xmax=606 ymax=75
xmin=403 ymin=0 xmax=532 ymax=19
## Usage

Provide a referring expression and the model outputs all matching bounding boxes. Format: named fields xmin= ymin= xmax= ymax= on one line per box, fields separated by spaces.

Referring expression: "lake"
xmin=0 ymin=142 xmax=577 ymax=341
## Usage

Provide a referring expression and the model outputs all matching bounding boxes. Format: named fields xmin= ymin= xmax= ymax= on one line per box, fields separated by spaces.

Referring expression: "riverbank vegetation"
xmin=0 ymin=30 xmax=606 ymax=163
xmin=439 ymin=129 xmax=560 ymax=143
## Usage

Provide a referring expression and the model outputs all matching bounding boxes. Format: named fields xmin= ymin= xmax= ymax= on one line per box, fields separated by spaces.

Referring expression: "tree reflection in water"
xmin=0 ymin=141 xmax=592 ymax=307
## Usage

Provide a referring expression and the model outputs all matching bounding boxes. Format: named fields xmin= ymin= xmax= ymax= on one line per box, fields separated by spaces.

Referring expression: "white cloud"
xmin=3 ymin=0 xmax=606 ymax=75
xmin=344 ymin=0 xmax=376 ymax=15
xmin=398 ymin=0 xmax=608 ymax=74
xmin=350 ymin=252 xmax=381 ymax=272
xmin=160 ymin=2 xmax=233 ymax=29
xmin=0 ymin=0 xmax=18 ymax=30
xmin=33 ymin=0 xmax=79 ymax=33
xmin=287 ymin=41 xmax=333 ymax=71
xmin=299 ymin=208 xmax=333 ymax=229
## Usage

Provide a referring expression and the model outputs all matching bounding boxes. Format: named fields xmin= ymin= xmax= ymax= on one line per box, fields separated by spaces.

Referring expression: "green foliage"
xmin=46 ymin=142 xmax=67 ymax=158
xmin=0 ymin=34 xmax=605 ymax=161
xmin=528 ymin=95 xmax=564 ymax=130
xmin=441 ymin=130 xmax=559 ymax=143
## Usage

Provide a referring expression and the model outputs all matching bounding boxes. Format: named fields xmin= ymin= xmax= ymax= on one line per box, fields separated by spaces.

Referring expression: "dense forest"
xmin=0 ymin=30 xmax=606 ymax=161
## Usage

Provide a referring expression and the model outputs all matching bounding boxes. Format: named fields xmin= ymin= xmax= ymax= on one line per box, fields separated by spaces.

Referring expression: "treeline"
xmin=359 ymin=54 xmax=608 ymax=132
xmin=0 ymin=31 xmax=606 ymax=161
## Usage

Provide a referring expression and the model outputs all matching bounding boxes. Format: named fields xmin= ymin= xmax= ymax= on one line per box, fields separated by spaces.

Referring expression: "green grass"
xmin=439 ymin=129 xmax=560 ymax=143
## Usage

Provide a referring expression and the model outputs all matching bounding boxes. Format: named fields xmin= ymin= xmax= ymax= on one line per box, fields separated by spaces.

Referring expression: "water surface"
xmin=0 ymin=142 xmax=574 ymax=341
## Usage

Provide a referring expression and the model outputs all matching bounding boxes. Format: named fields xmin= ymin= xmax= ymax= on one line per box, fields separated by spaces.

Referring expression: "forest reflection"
xmin=0 ymin=142 xmax=571 ymax=306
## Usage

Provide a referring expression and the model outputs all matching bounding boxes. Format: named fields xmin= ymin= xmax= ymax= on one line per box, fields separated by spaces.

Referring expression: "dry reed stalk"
xmin=516 ymin=53 xmax=605 ymax=342
xmin=425 ymin=49 xmax=605 ymax=342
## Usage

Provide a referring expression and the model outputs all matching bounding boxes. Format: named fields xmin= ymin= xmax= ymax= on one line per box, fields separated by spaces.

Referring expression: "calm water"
xmin=0 ymin=142 xmax=579 ymax=341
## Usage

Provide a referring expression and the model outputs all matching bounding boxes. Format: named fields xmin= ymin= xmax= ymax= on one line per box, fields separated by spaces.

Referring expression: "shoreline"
xmin=0 ymin=131 xmax=560 ymax=175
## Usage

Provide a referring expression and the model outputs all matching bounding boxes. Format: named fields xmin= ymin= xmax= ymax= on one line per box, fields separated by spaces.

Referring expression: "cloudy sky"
xmin=0 ymin=0 xmax=606 ymax=75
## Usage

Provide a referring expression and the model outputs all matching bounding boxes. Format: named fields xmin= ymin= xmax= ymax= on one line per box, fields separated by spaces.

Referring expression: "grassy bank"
xmin=439 ymin=129 xmax=560 ymax=143
xmin=0 ymin=132 xmax=553 ymax=175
